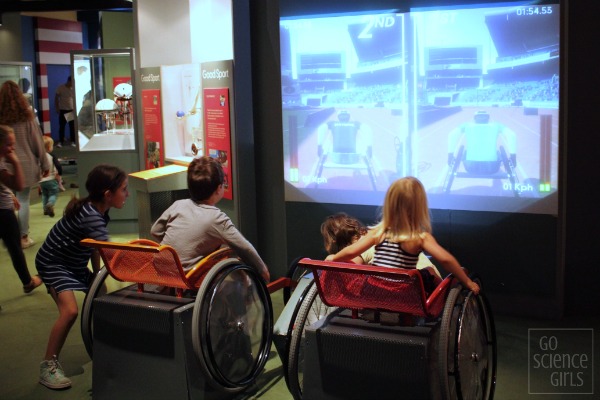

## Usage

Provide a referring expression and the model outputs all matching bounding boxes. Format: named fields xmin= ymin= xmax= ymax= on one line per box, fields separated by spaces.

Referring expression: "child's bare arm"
xmin=326 ymin=230 xmax=378 ymax=262
xmin=421 ymin=233 xmax=480 ymax=294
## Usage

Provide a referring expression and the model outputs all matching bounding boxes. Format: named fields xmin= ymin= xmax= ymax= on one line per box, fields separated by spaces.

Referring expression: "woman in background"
xmin=0 ymin=80 xmax=50 ymax=249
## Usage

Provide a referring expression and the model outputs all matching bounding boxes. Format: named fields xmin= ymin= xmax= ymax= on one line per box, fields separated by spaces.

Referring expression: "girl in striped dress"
xmin=326 ymin=176 xmax=479 ymax=296
xmin=35 ymin=164 xmax=129 ymax=390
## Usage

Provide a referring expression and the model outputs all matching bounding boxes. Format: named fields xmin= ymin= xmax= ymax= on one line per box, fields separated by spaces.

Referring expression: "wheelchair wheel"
xmin=444 ymin=145 xmax=464 ymax=194
xmin=192 ymin=259 xmax=273 ymax=393
xmin=287 ymin=282 xmax=336 ymax=400
xmin=439 ymin=285 xmax=497 ymax=400
xmin=499 ymin=146 xmax=519 ymax=197
xmin=81 ymin=267 xmax=132 ymax=359
xmin=283 ymin=256 xmax=311 ymax=305
xmin=281 ymin=278 xmax=317 ymax=388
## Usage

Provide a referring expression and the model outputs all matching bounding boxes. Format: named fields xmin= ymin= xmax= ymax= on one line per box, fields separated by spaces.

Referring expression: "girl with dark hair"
xmin=35 ymin=164 xmax=129 ymax=390
xmin=320 ymin=212 xmax=371 ymax=264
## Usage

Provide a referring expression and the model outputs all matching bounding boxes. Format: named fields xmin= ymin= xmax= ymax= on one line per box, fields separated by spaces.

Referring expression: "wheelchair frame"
xmin=80 ymin=238 xmax=293 ymax=394
xmin=286 ymin=258 xmax=497 ymax=400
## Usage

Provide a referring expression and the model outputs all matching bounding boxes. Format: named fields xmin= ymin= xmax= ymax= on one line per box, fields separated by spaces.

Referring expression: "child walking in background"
xmin=35 ymin=164 xmax=129 ymax=390
xmin=39 ymin=136 xmax=65 ymax=217
xmin=0 ymin=125 xmax=43 ymax=294
xmin=326 ymin=177 xmax=479 ymax=295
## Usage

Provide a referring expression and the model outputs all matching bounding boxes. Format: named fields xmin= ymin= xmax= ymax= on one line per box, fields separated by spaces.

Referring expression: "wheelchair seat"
xmin=81 ymin=238 xmax=236 ymax=297
xmin=297 ymin=258 xmax=455 ymax=319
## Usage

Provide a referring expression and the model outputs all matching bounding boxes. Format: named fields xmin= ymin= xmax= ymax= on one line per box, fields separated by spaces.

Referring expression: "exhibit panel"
xmin=161 ymin=63 xmax=205 ymax=163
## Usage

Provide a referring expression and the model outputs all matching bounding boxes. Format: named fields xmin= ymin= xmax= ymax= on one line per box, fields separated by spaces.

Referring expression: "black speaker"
xmin=303 ymin=313 xmax=441 ymax=400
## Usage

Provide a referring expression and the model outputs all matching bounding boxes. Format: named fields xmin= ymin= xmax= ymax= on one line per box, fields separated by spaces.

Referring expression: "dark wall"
xmin=563 ymin=1 xmax=600 ymax=316
xmin=251 ymin=0 xmax=599 ymax=318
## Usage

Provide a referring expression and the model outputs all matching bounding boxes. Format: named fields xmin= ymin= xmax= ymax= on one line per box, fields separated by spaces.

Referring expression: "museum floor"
xmin=0 ymin=147 xmax=598 ymax=399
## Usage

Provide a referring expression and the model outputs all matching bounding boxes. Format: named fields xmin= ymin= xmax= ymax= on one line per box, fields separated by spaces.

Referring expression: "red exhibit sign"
xmin=142 ymin=89 xmax=164 ymax=169
xmin=203 ymin=87 xmax=232 ymax=200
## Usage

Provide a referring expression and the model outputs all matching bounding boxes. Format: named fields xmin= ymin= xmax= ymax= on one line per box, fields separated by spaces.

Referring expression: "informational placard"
xmin=201 ymin=59 xmax=234 ymax=201
xmin=203 ymin=87 xmax=232 ymax=199
xmin=140 ymin=67 xmax=164 ymax=169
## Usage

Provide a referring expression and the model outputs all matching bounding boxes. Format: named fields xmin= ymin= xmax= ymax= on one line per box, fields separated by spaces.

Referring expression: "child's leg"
xmin=44 ymin=288 xmax=79 ymax=360
xmin=40 ymin=183 xmax=49 ymax=208
xmin=56 ymin=174 xmax=66 ymax=191
xmin=47 ymin=184 xmax=59 ymax=208
xmin=0 ymin=209 xmax=34 ymax=285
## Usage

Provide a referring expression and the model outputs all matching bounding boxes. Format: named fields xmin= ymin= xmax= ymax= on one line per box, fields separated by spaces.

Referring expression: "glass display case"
xmin=70 ymin=49 xmax=136 ymax=152
xmin=0 ymin=62 xmax=35 ymax=108
xmin=160 ymin=63 xmax=204 ymax=163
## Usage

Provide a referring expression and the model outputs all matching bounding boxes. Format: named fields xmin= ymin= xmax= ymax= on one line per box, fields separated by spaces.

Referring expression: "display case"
xmin=160 ymin=63 xmax=204 ymax=163
xmin=0 ymin=62 xmax=35 ymax=108
xmin=70 ymin=49 xmax=136 ymax=152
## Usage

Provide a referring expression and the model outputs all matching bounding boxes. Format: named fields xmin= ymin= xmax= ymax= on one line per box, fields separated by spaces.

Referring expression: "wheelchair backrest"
xmin=80 ymin=239 xmax=239 ymax=296
xmin=329 ymin=121 xmax=358 ymax=153
xmin=81 ymin=238 xmax=193 ymax=290
xmin=298 ymin=258 xmax=454 ymax=318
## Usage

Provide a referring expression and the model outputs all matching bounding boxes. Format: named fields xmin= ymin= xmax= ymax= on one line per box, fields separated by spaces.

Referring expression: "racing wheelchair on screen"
xmin=313 ymin=110 xmax=377 ymax=191
xmin=280 ymin=258 xmax=497 ymax=400
xmin=443 ymin=111 xmax=519 ymax=197
xmin=79 ymin=238 xmax=295 ymax=400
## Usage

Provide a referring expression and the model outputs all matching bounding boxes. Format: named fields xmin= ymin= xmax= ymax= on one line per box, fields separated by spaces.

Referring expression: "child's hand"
xmin=466 ymin=280 xmax=480 ymax=295
xmin=12 ymin=194 xmax=20 ymax=211
xmin=5 ymin=150 xmax=19 ymax=165
xmin=325 ymin=254 xmax=335 ymax=262
xmin=261 ymin=268 xmax=270 ymax=283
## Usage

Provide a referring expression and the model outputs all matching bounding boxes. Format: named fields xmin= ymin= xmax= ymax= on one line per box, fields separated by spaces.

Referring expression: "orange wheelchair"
xmin=80 ymin=238 xmax=292 ymax=399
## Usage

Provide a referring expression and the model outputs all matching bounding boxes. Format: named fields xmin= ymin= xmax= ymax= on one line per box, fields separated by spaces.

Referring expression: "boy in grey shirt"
xmin=151 ymin=156 xmax=270 ymax=282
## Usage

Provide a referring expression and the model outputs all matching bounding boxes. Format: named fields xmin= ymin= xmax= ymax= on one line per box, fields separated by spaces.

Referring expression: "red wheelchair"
xmin=283 ymin=258 xmax=497 ymax=400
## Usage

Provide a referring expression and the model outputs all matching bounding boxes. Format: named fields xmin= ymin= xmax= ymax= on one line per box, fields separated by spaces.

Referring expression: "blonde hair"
xmin=43 ymin=135 xmax=54 ymax=152
xmin=373 ymin=177 xmax=431 ymax=242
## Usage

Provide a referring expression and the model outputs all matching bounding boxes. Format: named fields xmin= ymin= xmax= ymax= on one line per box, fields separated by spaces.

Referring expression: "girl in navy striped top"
xmin=326 ymin=177 xmax=479 ymax=295
xmin=35 ymin=164 xmax=129 ymax=390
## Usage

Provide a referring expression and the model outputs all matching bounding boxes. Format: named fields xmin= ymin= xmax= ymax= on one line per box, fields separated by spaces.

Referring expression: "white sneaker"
xmin=70 ymin=142 xmax=77 ymax=147
xmin=56 ymin=142 xmax=63 ymax=148
xmin=21 ymin=237 xmax=35 ymax=249
xmin=39 ymin=356 xmax=72 ymax=389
